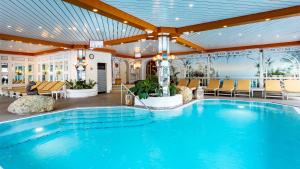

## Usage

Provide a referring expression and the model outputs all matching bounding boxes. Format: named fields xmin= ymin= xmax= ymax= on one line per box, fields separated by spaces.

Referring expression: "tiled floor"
xmin=0 ymin=93 xmax=299 ymax=122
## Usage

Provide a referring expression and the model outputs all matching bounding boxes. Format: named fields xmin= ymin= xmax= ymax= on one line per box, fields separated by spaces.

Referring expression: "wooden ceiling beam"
xmin=206 ymin=41 xmax=300 ymax=53
xmin=0 ymin=34 xmax=72 ymax=48
xmin=63 ymin=0 xmax=157 ymax=32
xmin=176 ymin=37 xmax=205 ymax=52
xmin=104 ymin=34 xmax=148 ymax=46
xmin=178 ymin=5 xmax=300 ymax=34
xmin=0 ymin=50 xmax=35 ymax=56
xmin=34 ymin=48 xmax=66 ymax=56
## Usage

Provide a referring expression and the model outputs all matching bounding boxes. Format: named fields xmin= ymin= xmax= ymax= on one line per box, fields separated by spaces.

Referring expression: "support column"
xmin=156 ymin=33 xmax=171 ymax=96
xmin=259 ymin=49 xmax=264 ymax=88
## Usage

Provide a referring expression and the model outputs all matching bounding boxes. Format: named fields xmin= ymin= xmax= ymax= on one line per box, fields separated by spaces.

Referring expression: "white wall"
xmin=85 ymin=51 xmax=112 ymax=93
xmin=0 ymin=50 xmax=112 ymax=93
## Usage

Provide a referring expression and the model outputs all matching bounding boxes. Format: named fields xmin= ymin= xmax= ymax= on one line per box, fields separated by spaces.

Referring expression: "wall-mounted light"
xmin=133 ymin=61 xmax=141 ymax=69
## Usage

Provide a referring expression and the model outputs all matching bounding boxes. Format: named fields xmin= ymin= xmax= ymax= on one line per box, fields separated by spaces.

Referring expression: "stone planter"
xmin=67 ymin=88 xmax=98 ymax=98
xmin=134 ymin=94 xmax=183 ymax=109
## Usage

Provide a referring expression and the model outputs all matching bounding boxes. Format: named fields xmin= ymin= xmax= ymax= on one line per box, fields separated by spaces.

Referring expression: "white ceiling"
xmin=182 ymin=16 xmax=300 ymax=49
xmin=0 ymin=40 xmax=55 ymax=53
xmin=0 ymin=0 xmax=145 ymax=45
xmin=111 ymin=40 xmax=194 ymax=56
xmin=102 ymin=0 xmax=300 ymax=27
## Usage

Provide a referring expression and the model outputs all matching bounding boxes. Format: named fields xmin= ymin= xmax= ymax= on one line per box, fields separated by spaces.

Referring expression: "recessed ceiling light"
xmin=7 ymin=25 xmax=11 ymax=28
xmin=92 ymin=9 xmax=98 ymax=12
xmin=223 ymin=25 xmax=227 ymax=28
xmin=175 ymin=17 xmax=180 ymax=21
xmin=121 ymin=42 xmax=124 ymax=45
xmin=123 ymin=21 xmax=128 ymax=24
xmin=141 ymin=39 xmax=146 ymax=42
xmin=265 ymin=18 xmax=271 ymax=21
xmin=189 ymin=4 xmax=194 ymax=8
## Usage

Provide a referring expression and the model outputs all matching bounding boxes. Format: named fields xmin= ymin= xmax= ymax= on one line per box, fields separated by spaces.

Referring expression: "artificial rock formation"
xmin=177 ymin=86 xmax=193 ymax=104
xmin=8 ymin=95 xmax=55 ymax=115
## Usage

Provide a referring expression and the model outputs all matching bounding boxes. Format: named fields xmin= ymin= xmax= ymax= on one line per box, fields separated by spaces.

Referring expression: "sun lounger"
xmin=177 ymin=79 xmax=189 ymax=87
xmin=264 ymin=80 xmax=284 ymax=99
xmin=218 ymin=80 xmax=234 ymax=97
xmin=284 ymin=80 xmax=300 ymax=100
xmin=235 ymin=80 xmax=251 ymax=97
xmin=204 ymin=79 xmax=220 ymax=96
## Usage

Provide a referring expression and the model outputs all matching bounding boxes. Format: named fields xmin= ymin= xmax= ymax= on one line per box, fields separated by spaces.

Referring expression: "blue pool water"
xmin=0 ymin=100 xmax=300 ymax=169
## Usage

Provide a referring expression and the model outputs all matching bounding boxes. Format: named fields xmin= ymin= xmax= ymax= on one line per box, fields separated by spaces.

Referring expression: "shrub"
xmin=169 ymin=83 xmax=177 ymax=96
xmin=66 ymin=79 xmax=97 ymax=89
xmin=129 ymin=76 xmax=159 ymax=99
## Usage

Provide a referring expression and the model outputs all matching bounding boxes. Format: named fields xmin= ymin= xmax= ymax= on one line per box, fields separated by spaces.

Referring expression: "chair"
xmin=264 ymin=80 xmax=284 ymax=99
xmin=188 ymin=79 xmax=200 ymax=91
xmin=177 ymin=79 xmax=189 ymax=87
xmin=235 ymin=80 xmax=251 ymax=97
xmin=36 ymin=81 xmax=50 ymax=90
xmin=40 ymin=82 xmax=66 ymax=99
xmin=218 ymin=80 xmax=234 ymax=97
xmin=16 ymin=81 xmax=49 ymax=97
xmin=38 ymin=81 xmax=59 ymax=93
xmin=284 ymin=80 xmax=300 ymax=100
xmin=204 ymin=79 xmax=220 ymax=96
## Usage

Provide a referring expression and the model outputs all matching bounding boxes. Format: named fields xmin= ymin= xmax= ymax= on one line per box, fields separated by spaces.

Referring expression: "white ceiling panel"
xmin=102 ymin=0 xmax=300 ymax=27
xmin=0 ymin=0 xmax=145 ymax=45
xmin=112 ymin=40 xmax=194 ymax=56
xmin=181 ymin=16 xmax=300 ymax=49
xmin=0 ymin=40 xmax=55 ymax=53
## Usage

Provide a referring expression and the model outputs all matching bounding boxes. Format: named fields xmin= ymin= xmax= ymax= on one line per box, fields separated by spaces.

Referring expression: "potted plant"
xmin=65 ymin=79 xmax=97 ymax=98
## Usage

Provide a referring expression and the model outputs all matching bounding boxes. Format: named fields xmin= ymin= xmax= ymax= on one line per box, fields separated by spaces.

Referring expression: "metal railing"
xmin=120 ymin=83 xmax=153 ymax=113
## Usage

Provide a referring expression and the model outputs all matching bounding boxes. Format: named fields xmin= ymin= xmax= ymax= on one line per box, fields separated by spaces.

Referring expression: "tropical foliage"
xmin=66 ymin=79 xmax=97 ymax=89
xmin=129 ymin=75 xmax=159 ymax=99
xmin=169 ymin=83 xmax=177 ymax=96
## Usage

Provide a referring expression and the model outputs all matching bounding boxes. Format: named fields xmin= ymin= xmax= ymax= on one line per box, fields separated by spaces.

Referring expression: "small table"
xmin=251 ymin=88 xmax=264 ymax=98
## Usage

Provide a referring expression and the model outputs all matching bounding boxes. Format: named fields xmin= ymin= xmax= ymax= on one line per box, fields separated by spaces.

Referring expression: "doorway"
xmin=97 ymin=63 xmax=107 ymax=93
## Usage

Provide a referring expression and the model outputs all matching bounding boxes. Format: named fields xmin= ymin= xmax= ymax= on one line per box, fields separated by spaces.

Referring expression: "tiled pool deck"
xmin=0 ymin=93 xmax=299 ymax=122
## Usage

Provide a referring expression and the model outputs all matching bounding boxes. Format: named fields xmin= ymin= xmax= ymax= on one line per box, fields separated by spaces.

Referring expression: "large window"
xmin=14 ymin=64 xmax=25 ymax=84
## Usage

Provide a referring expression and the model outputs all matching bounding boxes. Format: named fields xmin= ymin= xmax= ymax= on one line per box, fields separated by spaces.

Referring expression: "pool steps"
xmin=0 ymin=108 xmax=153 ymax=149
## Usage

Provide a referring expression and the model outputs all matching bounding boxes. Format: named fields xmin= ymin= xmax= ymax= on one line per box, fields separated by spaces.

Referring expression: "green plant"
xmin=66 ymin=79 xmax=97 ymax=89
xmin=169 ymin=83 xmax=177 ymax=96
xmin=129 ymin=76 xmax=159 ymax=99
